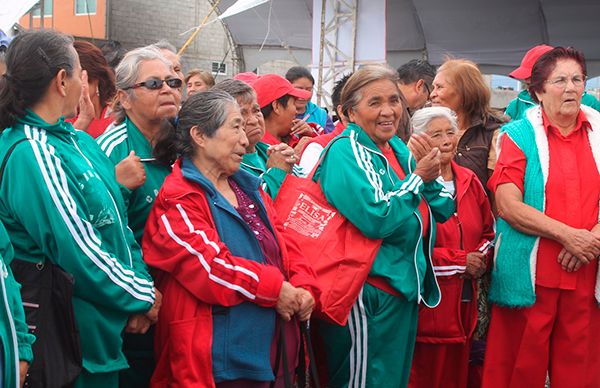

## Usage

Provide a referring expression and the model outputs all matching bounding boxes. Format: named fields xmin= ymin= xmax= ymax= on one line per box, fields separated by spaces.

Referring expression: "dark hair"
xmin=211 ymin=79 xmax=255 ymax=105
xmin=99 ymin=40 xmax=126 ymax=70
xmin=74 ymin=40 xmax=116 ymax=109
xmin=285 ymin=66 xmax=314 ymax=85
xmin=260 ymin=94 xmax=291 ymax=119
xmin=154 ymin=90 xmax=236 ymax=165
xmin=332 ymin=72 xmax=353 ymax=111
xmin=341 ymin=65 xmax=399 ymax=119
xmin=397 ymin=59 xmax=436 ymax=86
xmin=0 ymin=30 xmax=75 ymax=129
xmin=529 ymin=47 xmax=586 ymax=104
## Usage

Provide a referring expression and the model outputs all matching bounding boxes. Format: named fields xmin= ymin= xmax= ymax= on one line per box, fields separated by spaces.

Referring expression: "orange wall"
xmin=19 ymin=0 xmax=106 ymax=39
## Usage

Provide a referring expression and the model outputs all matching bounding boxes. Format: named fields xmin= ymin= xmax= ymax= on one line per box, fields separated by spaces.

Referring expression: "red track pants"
xmin=482 ymin=284 xmax=600 ymax=388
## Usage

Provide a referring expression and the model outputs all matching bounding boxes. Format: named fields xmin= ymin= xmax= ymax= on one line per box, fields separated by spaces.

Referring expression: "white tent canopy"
xmin=214 ymin=0 xmax=600 ymax=77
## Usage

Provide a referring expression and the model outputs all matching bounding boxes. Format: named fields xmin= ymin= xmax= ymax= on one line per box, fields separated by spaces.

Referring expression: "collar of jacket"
xmin=517 ymin=89 xmax=536 ymax=107
xmin=346 ymin=122 xmax=414 ymax=173
xmin=450 ymin=160 xmax=482 ymax=203
xmin=180 ymin=157 xmax=262 ymax=198
xmin=19 ymin=109 xmax=75 ymax=135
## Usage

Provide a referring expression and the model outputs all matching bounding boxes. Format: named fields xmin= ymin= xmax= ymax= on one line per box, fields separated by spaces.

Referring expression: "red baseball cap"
xmin=233 ymin=72 xmax=259 ymax=86
xmin=251 ymin=74 xmax=312 ymax=108
xmin=509 ymin=44 xmax=554 ymax=80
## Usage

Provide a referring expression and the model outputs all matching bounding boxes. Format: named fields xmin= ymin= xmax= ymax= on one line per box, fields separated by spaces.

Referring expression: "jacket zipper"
xmin=360 ymin=139 xmax=433 ymax=305
xmin=212 ymin=195 xmax=287 ymax=277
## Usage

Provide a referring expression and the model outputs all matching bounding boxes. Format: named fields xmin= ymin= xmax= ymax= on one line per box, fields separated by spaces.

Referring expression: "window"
xmin=211 ymin=62 xmax=227 ymax=75
xmin=75 ymin=0 xmax=97 ymax=15
xmin=32 ymin=0 xmax=53 ymax=17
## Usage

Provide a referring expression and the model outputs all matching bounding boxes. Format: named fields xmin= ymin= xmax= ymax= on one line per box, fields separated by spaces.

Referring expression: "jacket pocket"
xmin=167 ymin=314 xmax=214 ymax=388
xmin=416 ymin=276 xmax=467 ymax=343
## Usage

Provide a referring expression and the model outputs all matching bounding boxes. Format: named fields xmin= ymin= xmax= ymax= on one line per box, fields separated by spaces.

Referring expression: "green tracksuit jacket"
xmin=96 ymin=117 xmax=170 ymax=244
xmin=241 ymin=141 xmax=288 ymax=199
xmin=316 ymin=123 xmax=455 ymax=306
xmin=0 ymin=222 xmax=35 ymax=388
xmin=0 ymin=111 xmax=155 ymax=375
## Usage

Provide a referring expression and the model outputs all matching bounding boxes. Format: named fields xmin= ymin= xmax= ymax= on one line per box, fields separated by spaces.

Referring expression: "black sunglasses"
xmin=124 ymin=78 xmax=183 ymax=90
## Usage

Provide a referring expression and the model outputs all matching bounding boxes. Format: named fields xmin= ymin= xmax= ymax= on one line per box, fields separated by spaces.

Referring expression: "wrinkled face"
xmin=64 ymin=46 xmax=83 ymax=118
xmin=348 ymin=79 xmax=403 ymax=147
xmin=291 ymin=76 xmax=313 ymax=113
xmin=237 ymin=95 xmax=264 ymax=147
xmin=430 ymin=71 xmax=462 ymax=115
xmin=535 ymin=59 xmax=585 ymax=121
xmin=121 ymin=59 xmax=180 ymax=123
xmin=199 ymin=104 xmax=248 ymax=176
xmin=186 ymin=74 xmax=209 ymax=96
xmin=424 ymin=117 xmax=458 ymax=165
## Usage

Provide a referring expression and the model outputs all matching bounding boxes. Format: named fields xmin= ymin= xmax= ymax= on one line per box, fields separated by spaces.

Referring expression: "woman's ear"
xmin=55 ymin=69 xmax=68 ymax=97
xmin=347 ymin=106 xmax=356 ymax=123
xmin=118 ymin=90 xmax=132 ymax=110
xmin=189 ymin=125 xmax=204 ymax=148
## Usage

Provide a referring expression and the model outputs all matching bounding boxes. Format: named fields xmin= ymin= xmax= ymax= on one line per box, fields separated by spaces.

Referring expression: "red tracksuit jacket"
xmin=416 ymin=162 xmax=495 ymax=344
xmin=142 ymin=160 xmax=320 ymax=387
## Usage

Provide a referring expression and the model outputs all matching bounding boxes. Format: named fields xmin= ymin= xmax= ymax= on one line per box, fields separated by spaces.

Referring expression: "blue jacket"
xmin=298 ymin=101 xmax=334 ymax=133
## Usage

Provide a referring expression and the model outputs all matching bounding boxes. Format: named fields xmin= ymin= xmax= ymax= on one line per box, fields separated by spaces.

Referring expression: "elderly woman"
xmin=95 ymin=45 xmax=181 ymax=387
xmin=212 ymin=79 xmax=296 ymax=199
xmin=143 ymin=90 xmax=320 ymax=387
xmin=0 ymin=30 xmax=158 ymax=387
xmin=483 ymin=47 xmax=600 ymax=387
xmin=97 ymin=46 xmax=180 ymax=243
xmin=186 ymin=68 xmax=215 ymax=96
xmin=69 ymin=40 xmax=117 ymax=138
xmin=407 ymin=107 xmax=495 ymax=388
xmin=315 ymin=65 xmax=455 ymax=387
xmin=430 ymin=59 xmax=505 ymax=188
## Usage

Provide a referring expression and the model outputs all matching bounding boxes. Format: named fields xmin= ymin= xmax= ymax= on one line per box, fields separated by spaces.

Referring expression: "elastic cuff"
xmin=18 ymin=344 xmax=33 ymax=364
xmin=255 ymin=265 xmax=284 ymax=307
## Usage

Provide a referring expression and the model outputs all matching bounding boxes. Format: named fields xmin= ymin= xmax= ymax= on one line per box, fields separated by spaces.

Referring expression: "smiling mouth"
xmin=378 ymin=121 xmax=395 ymax=127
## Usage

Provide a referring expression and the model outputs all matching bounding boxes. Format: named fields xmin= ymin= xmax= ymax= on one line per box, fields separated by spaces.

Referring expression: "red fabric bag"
xmin=273 ymin=139 xmax=382 ymax=325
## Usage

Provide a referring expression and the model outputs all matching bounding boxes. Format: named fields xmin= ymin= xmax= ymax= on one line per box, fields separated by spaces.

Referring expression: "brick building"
xmin=20 ymin=0 xmax=241 ymax=79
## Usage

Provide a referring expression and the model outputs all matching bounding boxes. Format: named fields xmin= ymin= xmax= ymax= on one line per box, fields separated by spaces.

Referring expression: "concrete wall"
xmin=107 ymin=0 xmax=237 ymax=79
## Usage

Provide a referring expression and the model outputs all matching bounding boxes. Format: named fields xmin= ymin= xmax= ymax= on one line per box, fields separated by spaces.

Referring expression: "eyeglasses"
xmin=545 ymin=75 xmax=586 ymax=89
xmin=124 ymin=78 xmax=183 ymax=90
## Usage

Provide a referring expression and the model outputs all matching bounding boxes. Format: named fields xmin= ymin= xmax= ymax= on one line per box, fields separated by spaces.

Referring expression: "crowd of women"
xmin=0 ymin=29 xmax=599 ymax=388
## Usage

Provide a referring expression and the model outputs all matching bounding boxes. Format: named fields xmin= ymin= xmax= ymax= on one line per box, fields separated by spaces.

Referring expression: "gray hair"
xmin=151 ymin=40 xmax=177 ymax=53
xmin=340 ymin=64 xmax=399 ymax=118
xmin=153 ymin=90 xmax=238 ymax=165
xmin=411 ymin=106 xmax=458 ymax=135
xmin=212 ymin=79 xmax=256 ymax=105
xmin=113 ymin=45 xmax=171 ymax=123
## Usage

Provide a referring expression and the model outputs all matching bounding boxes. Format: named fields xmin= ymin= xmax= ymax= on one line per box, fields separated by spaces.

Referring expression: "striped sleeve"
xmin=96 ymin=122 xmax=128 ymax=162
xmin=142 ymin=193 xmax=284 ymax=308
xmin=320 ymin=134 xmax=431 ymax=239
xmin=3 ymin=137 xmax=155 ymax=314
xmin=431 ymin=247 xmax=467 ymax=277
